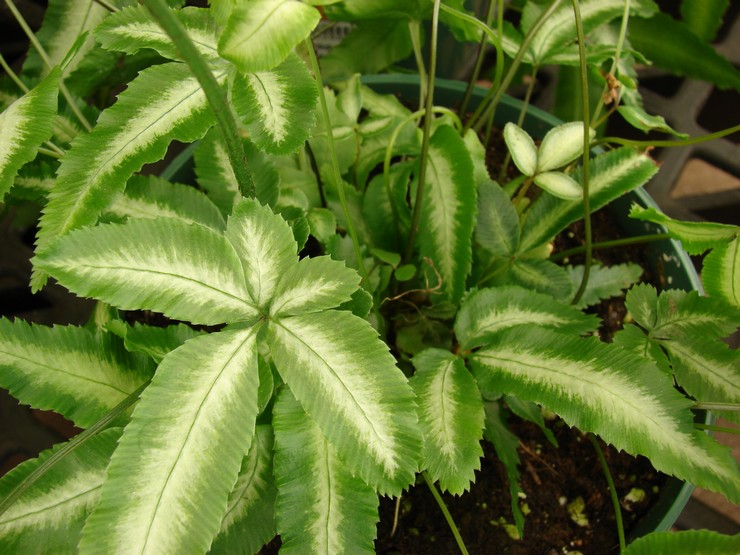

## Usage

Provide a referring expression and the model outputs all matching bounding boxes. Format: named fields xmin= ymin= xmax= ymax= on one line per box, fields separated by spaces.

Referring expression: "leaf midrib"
xmin=0 ymin=483 xmax=101 ymax=525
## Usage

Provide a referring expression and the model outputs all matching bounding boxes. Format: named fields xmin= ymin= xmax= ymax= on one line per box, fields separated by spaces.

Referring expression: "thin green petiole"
xmin=549 ymin=233 xmax=671 ymax=262
xmin=422 ymin=471 xmax=470 ymax=555
xmin=597 ymin=124 xmax=740 ymax=148
xmin=695 ymin=424 xmax=740 ymax=435
xmin=588 ymin=434 xmax=626 ymax=552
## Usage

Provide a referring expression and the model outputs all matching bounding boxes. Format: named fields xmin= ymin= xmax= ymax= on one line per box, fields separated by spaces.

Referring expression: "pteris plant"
xmin=0 ymin=1 xmax=739 ymax=554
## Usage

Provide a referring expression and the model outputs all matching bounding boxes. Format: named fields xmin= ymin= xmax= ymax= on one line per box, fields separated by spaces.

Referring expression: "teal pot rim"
xmin=162 ymin=73 xmax=705 ymax=539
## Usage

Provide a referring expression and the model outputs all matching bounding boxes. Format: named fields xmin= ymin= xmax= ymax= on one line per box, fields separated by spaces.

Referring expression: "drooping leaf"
xmin=680 ymin=0 xmax=730 ymax=42
xmin=629 ymin=204 xmax=738 ymax=254
xmin=411 ymin=349 xmax=484 ymax=495
xmin=225 ymin=198 xmax=297 ymax=310
xmin=629 ymin=12 xmax=740 ymax=91
xmin=622 ymin=529 xmax=740 ymax=555
xmin=470 ymin=327 xmax=740 ymax=503
xmin=209 ymin=425 xmax=277 ymax=555
xmin=0 ymin=428 xmax=121 ymax=554
xmin=34 ymin=217 xmax=258 ymax=326
xmin=35 ymin=62 xmax=226 ymax=287
xmin=616 ymin=106 xmax=689 ymax=138
xmin=565 ymin=263 xmax=643 ymax=309
xmin=505 ymin=395 xmax=558 ymax=448
xmin=475 ymin=180 xmax=520 ymax=257
xmin=266 ymin=310 xmax=421 ymax=495
xmin=0 ymin=68 xmax=60 ymax=200
xmin=232 ymin=53 xmax=317 ymax=155
xmin=536 ymin=122 xmax=593 ymax=173
xmin=269 ymin=256 xmax=360 ymax=317
xmin=520 ymin=147 xmax=658 ymax=252
xmin=273 ymin=389 xmax=378 ymax=555
xmin=79 ymin=327 xmax=261 ymax=554
xmin=703 ymin=238 xmax=740 ymax=307
xmin=417 ymin=125 xmax=476 ymax=304
xmin=455 ymin=286 xmax=598 ymax=350
xmin=21 ymin=0 xmax=110 ymax=79
xmin=106 ymin=174 xmax=226 ymax=231
xmin=106 ymin=322 xmax=203 ymax=364
xmin=95 ymin=5 xmax=220 ymax=61
xmin=503 ymin=123 xmax=537 ymax=177
xmin=218 ymin=0 xmax=320 ymax=73
xmin=0 ymin=319 xmax=153 ymax=428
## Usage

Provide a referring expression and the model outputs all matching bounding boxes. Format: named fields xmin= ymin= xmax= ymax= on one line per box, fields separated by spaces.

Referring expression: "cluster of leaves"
xmin=0 ymin=1 xmax=738 ymax=554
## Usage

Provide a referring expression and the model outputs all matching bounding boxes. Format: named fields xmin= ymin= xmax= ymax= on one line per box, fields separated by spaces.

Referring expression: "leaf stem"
xmin=404 ymin=0 xmax=442 ymax=263
xmin=597 ymin=124 xmax=740 ymax=148
xmin=0 ymin=52 xmax=29 ymax=93
xmin=93 ymin=0 xmax=118 ymax=12
xmin=143 ymin=0 xmax=256 ymax=198
xmin=569 ymin=0 xmax=593 ymax=307
xmin=591 ymin=0 xmax=630 ymax=124
xmin=422 ymin=471 xmax=470 ymax=555
xmin=4 ymin=0 xmax=92 ymax=132
xmin=408 ymin=19 xmax=427 ymax=110
xmin=458 ymin=0 xmax=500 ymax=117
xmin=588 ymin=434 xmax=626 ymax=552
xmin=0 ymin=379 xmax=150 ymax=518
xmin=549 ymin=233 xmax=671 ymax=262
xmin=694 ymin=423 xmax=740 ymax=435
xmin=693 ymin=402 xmax=740 ymax=413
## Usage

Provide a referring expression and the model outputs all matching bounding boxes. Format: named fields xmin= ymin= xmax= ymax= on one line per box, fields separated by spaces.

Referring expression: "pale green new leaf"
xmin=703 ymin=238 xmax=740 ymax=307
xmin=209 ymin=425 xmax=277 ymax=555
xmin=537 ymin=122 xmax=593 ymax=173
xmin=470 ymin=328 xmax=740 ymax=502
xmin=79 ymin=328 xmax=261 ymax=555
xmin=0 ymin=428 xmax=121 ymax=555
xmin=411 ymin=349 xmax=484 ymax=495
xmin=232 ymin=53 xmax=317 ymax=155
xmin=269 ymin=256 xmax=360 ymax=317
xmin=106 ymin=322 xmax=203 ymax=364
xmin=35 ymin=217 xmax=258 ymax=326
xmin=455 ymin=286 xmax=598 ymax=350
xmin=565 ymin=263 xmax=643 ymax=309
xmin=520 ymin=147 xmax=658 ymax=252
xmin=107 ymin=174 xmax=226 ymax=231
xmin=267 ymin=310 xmax=421 ymax=495
xmin=95 ymin=5 xmax=220 ymax=61
xmin=226 ymin=198 xmax=297 ymax=309
xmin=534 ymin=171 xmax=582 ymax=200
xmin=273 ymin=390 xmax=378 ymax=555
xmin=218 ymin=0 xmax=320 ymax=73
xmin=622 ymin=529 xmax=740 ymax=555
xmin=34 ymin=62 xmax=226 ymax=283
xmin=475 ymin=180 xmax=520 ymax=257
xmin=503 ymin=123 xmax=537 ymax=177
xmin=0 ymin=319 xmax=153 ymax=428
xmin=0 ymin=68 xmax=59 ymax=200
xmin=418 ymin=125 xmax=476 ymax=303
xmin=629 ymin=204 xmax=738 ymax=254
xmin=22 ymin=0 xmax=110 ymax=79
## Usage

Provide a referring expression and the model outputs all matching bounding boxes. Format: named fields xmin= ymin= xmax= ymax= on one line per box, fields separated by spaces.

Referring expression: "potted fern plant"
xmin=0 ymin=1 xmax=738 ymax=553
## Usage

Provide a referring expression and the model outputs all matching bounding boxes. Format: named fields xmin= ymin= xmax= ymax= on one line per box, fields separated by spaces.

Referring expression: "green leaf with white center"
xmin=455 ymin=286 xmax=598 ymax=350
xmin=629 ymin=204 xmax=738 ymax=254
xmin=659 ymin=338 xmax=740 ymax=425
xmin=34 ymin=217 xmax=257 ymax=326
xmin=267 ymin=310 xmax=421 ymax=495
xmin=226 ymin=198 xmax=297 ymax=309
xmin=703 ymin=238 xmax=740 ymax=307
xmin=411 ymin=349 xmax=484 ymax=495
xmin=533 ymin=171 xmax=582 ymax=200
xmin=106 ymin=322 xmax=203 ymax=364
xmin=537 ymin=122 xmax=594 ymax=173
xmin=624 ymin=283 xmax=659 ymax=329
xmin=22 ymin=0 xmax=110 ymax=79
xmin=418 ymin=125 xmax=476 ymax=304
xmin=617 ymin=106 xmax=689 ymax=138
xmin=34 ymin=62 xmax=226 ymax=288
xmin=79 ymin=327 xmax=261 ymax=555
xmin=194 ymin=128 xmax=242 ymax=216
xmin=470 ymin=327 xmax=740 ymax=503
xmin=622 ymin=529 xmax=740 ymax=555
xmin=218 ymin=0 xmax=320 ymax=73
xmin=520 ymin=147 xmax=658 ymax=252
xmin=0 ymin=68 xmax=59 ymax=200
xmin=565 ymin=263 xmax=643 ymax=309
xmin=96 ymin=5 xmax=220 ymax=61
xmin=612 ymin=325 xmax=673 ymax=376
xmin=0 ymin=428 xmax=120 ymax=555
xmin=476 ymin=180 xmax=520 ymax=257
xmin=502 ymin=258 xmax=574 ymax=299
xmin=107 ymin=175 xmax=226 ymax=231
xmin=0 ymin=318 xmax=153 ymax=428
xmin=232 ymin=53 xmax=317 ymax=155
xmin=209 ymin=425 xmax=277 ymax=555
xmin=273 ymin=389 xmax=378 ymax=555
xmin=307 ymin=207 xmax=337 ymax=244
xmin=270 ymin=256 xmax=360 ymax=317
xmin=503 ymin=123 xmax=537 ymax=177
